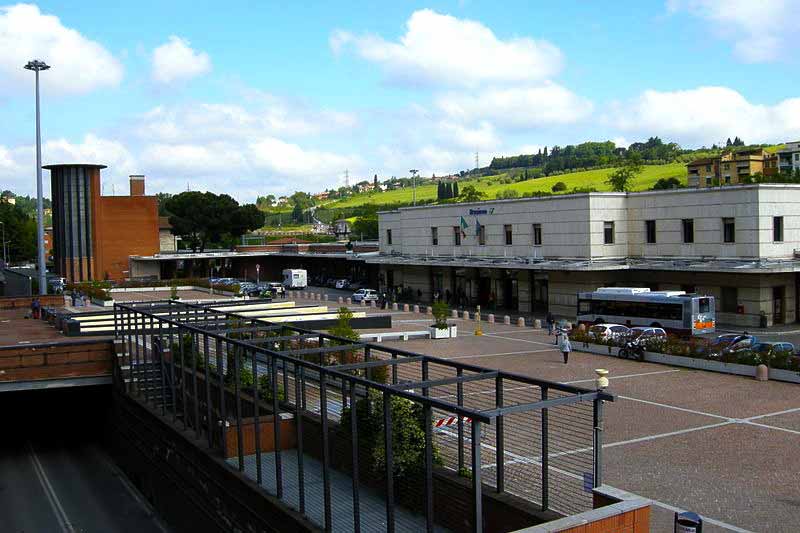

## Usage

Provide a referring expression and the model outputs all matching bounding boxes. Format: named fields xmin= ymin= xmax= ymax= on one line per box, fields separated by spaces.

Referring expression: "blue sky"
xmin=1 ymin=1 xmax=799 ymax=200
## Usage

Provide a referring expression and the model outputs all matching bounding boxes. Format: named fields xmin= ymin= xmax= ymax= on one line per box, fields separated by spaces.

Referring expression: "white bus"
xmin=282 ymin=269 xmax=307 ymax=290
xmin=577 ymin=287 xmax=715 ymax=335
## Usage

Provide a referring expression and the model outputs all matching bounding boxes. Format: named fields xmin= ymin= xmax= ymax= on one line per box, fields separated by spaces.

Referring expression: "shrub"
xmin=258 ymin=372 xmax=287 ymax=402
xmin=551 ymin=181 xmax=567 ymax=192
xmin=432 ymin=301 xmax=450 ymax=329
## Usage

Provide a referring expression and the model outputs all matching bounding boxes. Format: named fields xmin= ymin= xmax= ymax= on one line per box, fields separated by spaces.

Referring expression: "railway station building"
xmin=371 ymin=184 xmax=800 ymax=328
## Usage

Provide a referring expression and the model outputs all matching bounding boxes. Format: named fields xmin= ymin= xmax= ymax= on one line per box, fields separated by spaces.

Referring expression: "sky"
xmin=1 ymin=0 xmax=799 ymax=201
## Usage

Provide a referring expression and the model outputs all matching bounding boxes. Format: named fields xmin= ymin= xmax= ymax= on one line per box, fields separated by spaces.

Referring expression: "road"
xmin=0 ymin=387 xmax=169 ymax=533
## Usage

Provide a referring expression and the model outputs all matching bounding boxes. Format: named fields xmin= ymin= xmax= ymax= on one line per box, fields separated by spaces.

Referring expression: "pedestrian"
xmin=31 ymin=297 xmax=40 ymax=319
xmin=559 ymin=334 xmax=572 ymax=364
xmin=70 ymin=291 xmax=77 ymax=307
xmin=546 ymin=312 xmax=554 ymax=335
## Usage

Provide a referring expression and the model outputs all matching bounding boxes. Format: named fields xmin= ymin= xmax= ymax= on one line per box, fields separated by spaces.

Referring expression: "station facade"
xmin=372 ymin=184 xmax=800 ymax=328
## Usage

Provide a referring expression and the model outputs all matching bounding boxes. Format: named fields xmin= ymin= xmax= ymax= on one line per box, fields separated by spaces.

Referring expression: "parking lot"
xmin=349 ymin=305 xmax=800 ymax=533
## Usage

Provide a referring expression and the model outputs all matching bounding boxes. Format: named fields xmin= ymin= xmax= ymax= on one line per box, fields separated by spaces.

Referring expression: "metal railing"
xmin=112 ymin=299 xmax=613 ymax=532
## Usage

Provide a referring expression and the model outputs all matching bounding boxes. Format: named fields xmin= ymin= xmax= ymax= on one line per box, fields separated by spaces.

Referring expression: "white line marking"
xmin=27 ymin=442 xmax=75 ymax=533
xmin=743 ymin=406 xmax=800 ymax=421
xmin=483 ymin=333 xmax=558 ymax=348
xmin=743 ymin=421 xmax=800 ymax=436
xmin=617 ymin=395 xmax=731 ymax=421
xmin=447 ymin=348 xmax=555 ymax=360
xmin=563 ymin=369 xmax=681 ymax=385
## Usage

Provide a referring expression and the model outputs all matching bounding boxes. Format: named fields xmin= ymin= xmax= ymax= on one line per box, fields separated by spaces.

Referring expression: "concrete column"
xmin=488 ymin=314 xmax=495 ymax=324
xmin=517 ymin=317 xmax=526 ymax=327
xmin=504 ymin=315 xmax=511 ymax=325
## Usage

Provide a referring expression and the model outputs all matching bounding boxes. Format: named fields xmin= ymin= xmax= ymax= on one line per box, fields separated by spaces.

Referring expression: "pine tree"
xmin=437 ymin=181 xmax=444 ymax=200
xmin=543 ymin=146 xmax=548 ymax=157
xmin=373 ymin=174 xmax=378 ymax=187
xmin=453 ymin=182 xmax=460 ymax=198
xmin=446 ymin=182 xmax=454 ymax=199
xmin=726 ymin=138 xmax=732 ymax=147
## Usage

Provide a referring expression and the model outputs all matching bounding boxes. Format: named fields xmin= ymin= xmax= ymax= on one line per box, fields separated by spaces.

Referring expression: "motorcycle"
xmin=617 ymin=341 xmax=645 ymax=361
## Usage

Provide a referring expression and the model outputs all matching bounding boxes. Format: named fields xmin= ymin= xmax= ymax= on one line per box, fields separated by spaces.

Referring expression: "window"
xmin=723 ymin=217 xmax=735 ymax=243
xmin=431 ymin=227 xmax=438 ymax=246
xmin=453 ymin=226 xmax=461 ymax=246
xmin=504 ymin=224 xmax=513 ymax=245
xmin=478 ymin=224 xmax=486 ymax=245
xmin=533 ymin=223 xmax=542 ymax=246
xmin=723 ymin=163 xmax=729 ymax=170
xmin=603 ymin=221 xmax=614 ymax=244
xmin=705 ymin=177 xmax=712 ymax=186
xmin=386 ymin=229 xmax=392 ymax=245
xmin=682 ymin=219 xmax=694 ymax=243
xmin=773 ymin=216 xmax=784 ymax=242
xmin=721 ymin=287 xmax=738 ymax=313
xmin=724 ymin=176 xmax=730 ymax=184
xmin=645 ymin=220 xmax=656 ymax=244
xmin=705 ymin=164 xmax=712 ymax=172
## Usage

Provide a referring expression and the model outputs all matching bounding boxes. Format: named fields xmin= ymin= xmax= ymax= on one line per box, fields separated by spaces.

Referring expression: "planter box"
xmin=91 ymin=297 xmax=114 ymax=307
xmin=429 ymin=324 xmax=457 ymax=339
xmin=226 ymin=414 xmax=297 ymax=458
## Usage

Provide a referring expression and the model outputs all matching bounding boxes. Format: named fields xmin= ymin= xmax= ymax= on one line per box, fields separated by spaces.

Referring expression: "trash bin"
xmin=675 ymin=511 xmax=702 ymax=532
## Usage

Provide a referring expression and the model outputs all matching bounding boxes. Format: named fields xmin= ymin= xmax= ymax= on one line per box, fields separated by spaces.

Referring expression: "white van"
xmin=282 ymin=269 xmax=307 ymax=289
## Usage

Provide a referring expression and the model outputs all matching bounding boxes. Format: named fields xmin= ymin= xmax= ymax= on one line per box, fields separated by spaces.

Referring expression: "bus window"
xmin=698 ymin=298 xmax=710 ymax=313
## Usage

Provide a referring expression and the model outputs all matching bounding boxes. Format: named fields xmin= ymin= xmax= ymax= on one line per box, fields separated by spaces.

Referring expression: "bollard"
xmin=488 ymin=314 xmax=495 ymax=324
xmin=451 ymin=309 xmax=459 ymax=319
xmin=317 ymin=293 xmax=322 ymax=301
xmin=426 ymin=306 xmax=433 ymax=315
xmin=338 ymin=296 xmax=343 ymax=304
xmin=578 ymin=323 xmax=586 ymax=332
xmin=346 ymin=298 xmax=352 ymax=305
xmin=413 ymin=304 xmax=420 ymax=313
xmin=504 ymin=315 xmax=511 ymax=325
xmin=463 ymin=310 xmax=470 ymax=320
xmin=370 ymin=300 xmax=376 ymax=308
xmin=755 ymin=364 xmax=769 ymax=381
xmin=533 ymin=319 xmax=541 ymax=329
xmin=392 ymin=302 xmax=398 ymax=311
xmin=403 ymin=303 xmax=410 ymax=312
xmin=323 ymin=294 xmax=328 ymax=301
xmin=475 ymin=312 xmax=481 ymax=322
xmin=517 ymin=317 xmax=526 ymax=327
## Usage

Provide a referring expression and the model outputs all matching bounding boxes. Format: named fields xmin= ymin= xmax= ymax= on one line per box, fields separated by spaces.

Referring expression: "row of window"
xmin=385 ymin=216 xmax=786 ymax=246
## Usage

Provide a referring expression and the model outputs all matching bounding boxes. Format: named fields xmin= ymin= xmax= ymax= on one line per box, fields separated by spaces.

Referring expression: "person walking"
xmin=546 ymin=312 xmax=554 ymax=335
xmin=559 ymin=334 xmax=572 ymax=364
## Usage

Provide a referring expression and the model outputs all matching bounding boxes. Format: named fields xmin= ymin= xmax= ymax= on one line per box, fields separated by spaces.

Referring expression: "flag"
xmin=460 ymin=216 xmax=469 ymax=229
xmin=475 ymin=218 xmax=481 ymax=236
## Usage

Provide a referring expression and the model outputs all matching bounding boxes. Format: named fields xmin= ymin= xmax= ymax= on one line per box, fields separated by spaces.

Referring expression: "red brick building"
xmin=45 ymin=164 xmax=159 ymax=282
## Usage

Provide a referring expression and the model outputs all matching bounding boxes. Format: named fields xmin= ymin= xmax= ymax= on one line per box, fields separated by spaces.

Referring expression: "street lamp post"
xmin=409 ymin=169 xmax=419 ymax=206
xmin=25 ymin=59 xmax=50 ymax=295
xmin=0 ymin=221 xmax=6 ymax=265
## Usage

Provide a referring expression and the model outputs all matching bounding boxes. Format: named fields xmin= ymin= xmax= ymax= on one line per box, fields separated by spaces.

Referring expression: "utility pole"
xmin=0 ymin=221 xmax=6 ymax=265
xmin=409 ymin=169 xmax=419 ymax=206
xmin=25 ymin=59 xmax=50 ymax=295
xmin=345 ymin=169 xmax=349 ymax=188
xmin=475 ymin=151 xmax=479 ymax=170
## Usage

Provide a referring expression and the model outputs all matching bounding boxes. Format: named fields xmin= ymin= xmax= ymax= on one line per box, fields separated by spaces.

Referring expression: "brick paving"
xmin=0 ymin=309 xmax=67 ymax=345
xmin=349 ymin=306 xmax=800 ymax=533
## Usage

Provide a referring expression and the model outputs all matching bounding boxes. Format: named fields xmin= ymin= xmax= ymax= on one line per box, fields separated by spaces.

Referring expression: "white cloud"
xmin=667 ymin=0 xmax=800 ymax=62
xmin=612 ymin=86 xmax=800 ymax=146
xmin=151 ymin=35 xmax=211 ymax=84
xmin=435 ymin=121 xmax=500 ymax=150
xmin=0 ymin=3 xmax=123 ymax=96
xmin=332 ymin=9 xmax=563 ymax=88
xmin=250 ymin=137 xmax=360 ymax=179
xmin=437 ymin=83 xmax=593 ymax=129
xmin=136 ymin=96 xmax=357 ymax=143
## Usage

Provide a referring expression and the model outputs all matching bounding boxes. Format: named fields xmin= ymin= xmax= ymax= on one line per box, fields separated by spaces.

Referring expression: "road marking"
xmin=617 ymin=395 xmax=731 ymax=421
xmin=27 ymin=442 xmax=75 ymax=533
xmin=563 ymin=369 xmax=681 ymax=385
xmin=447 ymin=348 xmax=555 ymax=360
xmin=483 ymin=333 xmax=558 ymax=348
xmin=743 ymin=420 xmax=800 ymax=436
xmin=743 ymin=406 xmax=800 ymax=421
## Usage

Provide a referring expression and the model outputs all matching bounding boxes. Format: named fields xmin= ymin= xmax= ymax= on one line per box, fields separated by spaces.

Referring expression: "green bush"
xmin=171 ymin=333 xmax=205 ymax=370
xmin=432 ymin=301 xmax=450 ymax=329
xmin=258 ymin=372 xmax=287 ymax=402
xmin=551 ymin=181 xmax=567 ymax=192
xmin=340 ymin=391 xmax=441 ymax=484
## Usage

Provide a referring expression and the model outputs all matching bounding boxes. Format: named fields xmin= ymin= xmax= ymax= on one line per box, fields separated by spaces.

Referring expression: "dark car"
xmin=708 ymin=334 xmax=758 ymax=359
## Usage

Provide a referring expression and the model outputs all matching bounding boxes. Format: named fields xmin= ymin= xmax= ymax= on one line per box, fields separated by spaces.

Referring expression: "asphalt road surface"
xmin=0 ymin=387 xmax=169 ymax=533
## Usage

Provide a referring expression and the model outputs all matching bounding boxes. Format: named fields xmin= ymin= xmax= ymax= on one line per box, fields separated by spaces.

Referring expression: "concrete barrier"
xmin=413 ymin=304 xmax=420 ymax=313
xmin=463 ymin=310 xmax=470 ymax=320
xmin=517 ymin=317 xmax=526 ymax=327
xmin=488 ymin=314 xmax=495 ymax=324
xmin=534 ymin=319 xmax=541 ymax=329
xmin=451 ymin=310 xmax=459 ymax=319
xmin=504 ymin=315 xmax=511 ymax=325
xmin=403 ymin=304 xmax=410 ymax=312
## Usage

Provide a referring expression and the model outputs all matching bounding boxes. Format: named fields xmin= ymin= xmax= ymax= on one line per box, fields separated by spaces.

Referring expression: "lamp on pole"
xmin=409 ymin=169 xmax=419 ymax=206
xmin=0 ymin=221 xmax=6 ymax=265
xmin=24 ymin=59 xmax=50 ymax=295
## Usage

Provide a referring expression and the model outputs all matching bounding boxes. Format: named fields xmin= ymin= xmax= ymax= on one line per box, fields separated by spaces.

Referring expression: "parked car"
xmin=708 ymin=334 xmax=758 ymax=359
xmin=335 ymin=279 xmax=350 ymax=290
xmin=750 ymin=342 xmax=795 ymax=358
xmin=352 ymin=288 xmax=379 ymax=303
xmin=588 ymin=323 xmax=630 ymax=342
xmin=265 ymin=282 xmax=285 ymax=297
xmin=627 ymin=326 xmax=667 ymax=345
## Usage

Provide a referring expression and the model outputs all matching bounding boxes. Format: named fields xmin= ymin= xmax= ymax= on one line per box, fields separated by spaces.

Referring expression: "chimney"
xmin=129 ymin=175 xmax=145 ymax=196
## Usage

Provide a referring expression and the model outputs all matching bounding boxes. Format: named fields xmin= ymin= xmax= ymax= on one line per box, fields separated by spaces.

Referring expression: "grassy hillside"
xmin=323 ymin=162 xmax=687 ymax=209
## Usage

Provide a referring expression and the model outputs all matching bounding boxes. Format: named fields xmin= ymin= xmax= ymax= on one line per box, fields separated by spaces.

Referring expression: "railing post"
xmin=233 ymin=341 xmax=244 ymax=472
xmin=272 ymin=355 xmax=283 ymax=498
xmin=251 ymin=349 xmax=263 ymax=486
xmin=472 ymin=420 xmax=483 ymax=533
xmin=384 ymin=390 xmax=395 ymax=533
xmin=295 ymin=362 xmax=305 ymax=514
xmin=593 ymin=398 xmax=604 ymax=488
xmin=349 ymin=380 xmax=361 ymax=533
xmin=541 ymin=386 xmax=549 ymax=511
xmin=495 ymin=376 xmax=504 ymax=493
xmin=424 ymin=402 xmax=434 ymax=533
xmin=320 ymin=368 xmax=332 ymax=532
xmin=204 ymin=334 xmax=213 ymax=449
xmin=457 ymin=367 xmax=465 ymax=472
xmin=216 ymin=337 xmax=226 ymax=457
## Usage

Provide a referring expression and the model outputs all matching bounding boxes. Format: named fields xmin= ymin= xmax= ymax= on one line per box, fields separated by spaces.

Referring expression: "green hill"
xmin=323 ymin=162 xmax=687 ymax=209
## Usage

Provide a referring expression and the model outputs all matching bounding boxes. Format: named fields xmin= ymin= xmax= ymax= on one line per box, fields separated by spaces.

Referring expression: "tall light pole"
xmin=25 ymin=59 xmax=50 ymax=295
xmin=0 ymin=221 xmax=6 ymax=265
xmin=409 ymin=169 xmax=419 ymax=206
